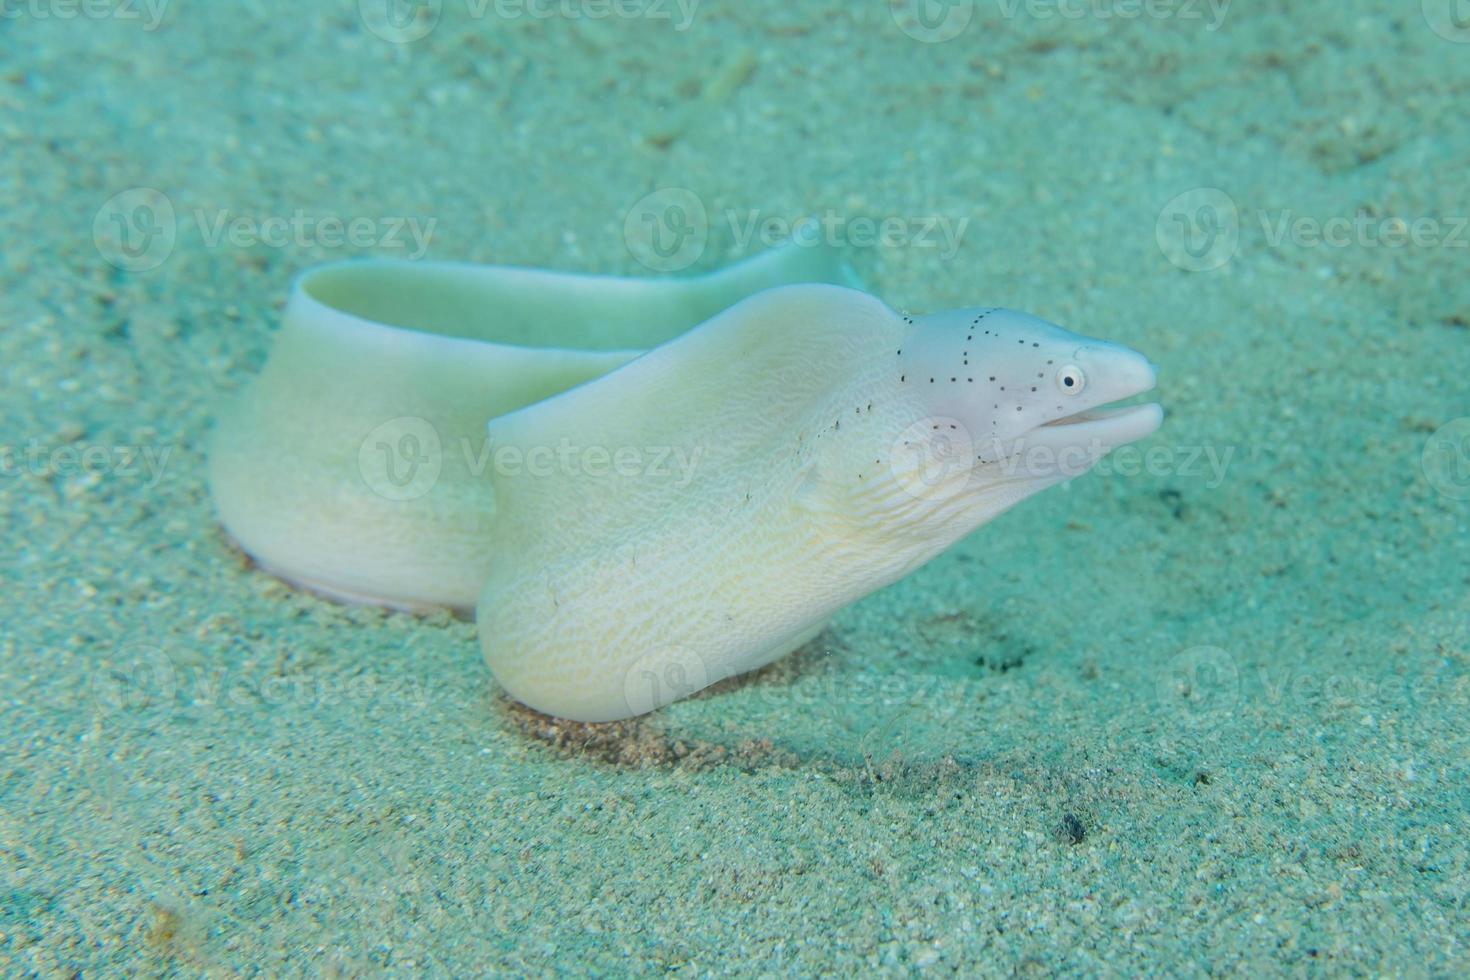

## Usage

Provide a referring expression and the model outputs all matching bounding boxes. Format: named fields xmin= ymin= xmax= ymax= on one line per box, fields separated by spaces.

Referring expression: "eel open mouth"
xmin=1040 ymin=401 xmax=1162 ymax=433
xmin=1024 ymin=399 xmax=1164 ymax=459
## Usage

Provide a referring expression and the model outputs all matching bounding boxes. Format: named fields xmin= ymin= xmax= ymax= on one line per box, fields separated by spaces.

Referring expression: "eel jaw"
xmin=1032 ymin=401 xmax=1165 ymax=449
xmin=980 ymin=398 xmax=1162 ymax=486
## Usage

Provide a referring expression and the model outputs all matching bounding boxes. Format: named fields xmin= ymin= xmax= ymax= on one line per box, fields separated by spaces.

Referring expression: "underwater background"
xmin=2 ymin=0 xmax=1468 ymax=973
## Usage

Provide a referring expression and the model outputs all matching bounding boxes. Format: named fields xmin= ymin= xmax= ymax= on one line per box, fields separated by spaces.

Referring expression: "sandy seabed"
xmin=1 ymin=0 xmax=1467 ymax=974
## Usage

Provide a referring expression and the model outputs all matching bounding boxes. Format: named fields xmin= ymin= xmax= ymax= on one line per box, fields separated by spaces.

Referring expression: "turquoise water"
xmin=3 ymin=0 xmax=1468 ymax=974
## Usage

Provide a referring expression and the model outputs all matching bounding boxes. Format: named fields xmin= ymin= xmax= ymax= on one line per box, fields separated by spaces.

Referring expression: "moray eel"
xmin=209 ymin=241 xmax=1161 ymax=721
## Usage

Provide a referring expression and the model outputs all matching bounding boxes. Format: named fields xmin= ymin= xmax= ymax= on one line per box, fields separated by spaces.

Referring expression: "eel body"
xmin=210 ymin=242 xmax=1160 ymax=721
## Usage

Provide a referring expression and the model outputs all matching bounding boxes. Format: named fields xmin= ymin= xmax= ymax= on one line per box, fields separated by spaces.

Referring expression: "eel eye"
xmin=1057 ymin=365 xmax=1086 ymax=395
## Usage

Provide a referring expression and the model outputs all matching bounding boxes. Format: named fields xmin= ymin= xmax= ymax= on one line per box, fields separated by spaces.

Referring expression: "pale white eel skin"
xmin=209 ymin=242 xmax=1161 ymax=722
